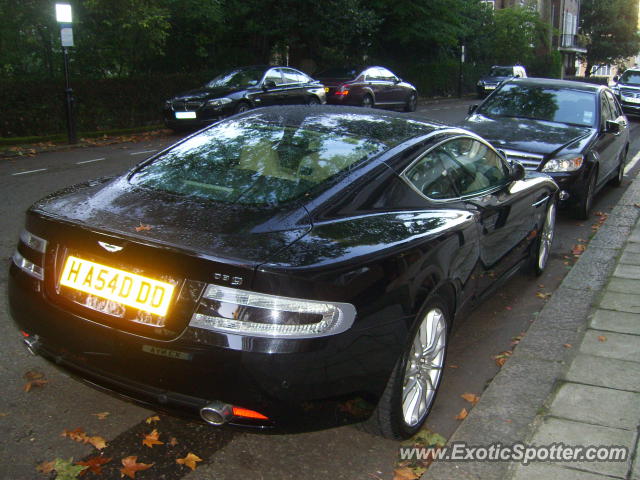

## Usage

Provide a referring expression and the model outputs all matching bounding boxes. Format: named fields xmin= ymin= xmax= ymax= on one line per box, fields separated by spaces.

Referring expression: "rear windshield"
xmin=129 ymin=118 xmax=388 ymax=205
xmin=477 ymin=83 xmax=597 ymax=127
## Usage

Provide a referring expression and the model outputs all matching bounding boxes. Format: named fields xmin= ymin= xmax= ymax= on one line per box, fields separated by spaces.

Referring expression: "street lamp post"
xmin=55 ymin=3 xmax=77 ymax=144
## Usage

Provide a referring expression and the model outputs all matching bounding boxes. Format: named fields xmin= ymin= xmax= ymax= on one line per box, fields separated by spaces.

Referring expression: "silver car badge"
xmin=98 ymin=241 xmax=124 ymax=253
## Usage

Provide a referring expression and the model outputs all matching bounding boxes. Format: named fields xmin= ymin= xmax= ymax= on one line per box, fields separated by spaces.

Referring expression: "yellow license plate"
xmin=324 ymin=87 xmax=329 ymax=93
xmin=60 ymin=256 xmax=175 ymax=317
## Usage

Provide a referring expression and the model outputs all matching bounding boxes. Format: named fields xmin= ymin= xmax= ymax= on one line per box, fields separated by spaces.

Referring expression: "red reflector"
xmin=232 ymin=406 xmax=269 ymax=420
xmin=334 ymin=90 xmax=349 ymax=96
xmin=20 ymin=330 xmax=30 ymax=337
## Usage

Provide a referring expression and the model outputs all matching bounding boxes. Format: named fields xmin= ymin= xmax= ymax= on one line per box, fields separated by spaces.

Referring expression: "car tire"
xmin=361 ymin=295 xmax=449 ymax=439
xmin=574 ymin=169 xmax=597 ymax=220
xmin=528 ymin=199 xmax=556 ymax=276
xmin=610 ymin=148 xmax=627 ymax=187
xmin=307 ymin=96 xmax=321 ymax=106
xmin=361 ymin=94 xmax=374 ymax=108
xmin=404 ymin=93 xmax=417 ymax=112
xmin=234 ymin=102 xmax=251 ymax=114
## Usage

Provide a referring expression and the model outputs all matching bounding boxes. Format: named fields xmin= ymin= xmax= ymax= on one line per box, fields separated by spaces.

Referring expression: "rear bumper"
xmin=8 ymin=263 xmax=402 ymax=431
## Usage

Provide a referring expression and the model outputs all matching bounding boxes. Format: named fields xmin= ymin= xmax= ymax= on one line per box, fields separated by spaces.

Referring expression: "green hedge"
xmin=0 ymin=72 xmax=213 ymax=138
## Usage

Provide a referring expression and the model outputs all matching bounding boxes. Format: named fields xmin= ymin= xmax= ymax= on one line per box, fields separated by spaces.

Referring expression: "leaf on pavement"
xmin=402 ymin=428 xmax=447 ymax=448
xmin=142 ymin=429 xmax=164 ymax=448
xmin=75 ymin=456 xmax=111 ymax=475
xmin=36 ymin=460 xmax=56 ymax=474
xmin=92 ymin=412 xmax=110 ymax=420
xmin=23 ymin=370 xmax=48 ymax=392
xmin=393 ymin=466 xmax=419 ymax=480
xmin=145 ymin=415 xmax=160 ymax=424
xmin=598 ymin=335 xmax=607 ymax=342
xmin=53 ymin=458 xmax=86 ymax=480
xmin=120 ymin=456 xmax=153 ymax=479
xmin=168 ymin=437 xmax=178 ymax=446
xmin=571 ymin=244 xmax=586 ymax=256
xmin=563 ymin=343 xmax=573 ymax=348
xmin=62 ymin=427 xmax=89 ymax=443
xmin=135 ymin=223 xmax=152 ymax=232
xmin=88 ymin=436 xmax=107 ymax=450
xmin=455 ymin=408 xmax=468 ymax=420
xmin=535 ymin=292 xmax=551 ymax=299
xmin=493 ymin=350 xmax=512 ymax=367
xmin=176 ymin=452 xmax=202 ymax=471
xmin=461 ymin=393 xmax=480 ymax=405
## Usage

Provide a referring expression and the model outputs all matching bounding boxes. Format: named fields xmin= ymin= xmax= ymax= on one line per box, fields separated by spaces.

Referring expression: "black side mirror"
xmin=605 ymin=119 xmax=621 ymax=134
xmin=613 ymin=75 xmax=619 ymax=83
xmin=394 ymin=77 xmax=401 ymax=84
xmin=510 ymin=161 xmax=526 ymax=181
xmin=468 ymin=105 xmax=478 ymax=115
xmin=262 ymin=80 xmax=277 ymax=90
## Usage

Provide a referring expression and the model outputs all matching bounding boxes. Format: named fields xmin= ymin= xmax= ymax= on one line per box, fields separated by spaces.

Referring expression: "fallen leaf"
xmin=120 ymin=456 xmax=153 ymax=479
xmin=571 ymin=244 xmax=586 ymax=256
xmin=448 ymin=364 xmax=459 ymax=368
xmin=62 ymin=427 xmax=89 ymax=444
xmin=53 ymin=458 xmax=86 ymax=480
xmin=402 ymin=428 xmax=447 ymax=448
xmin=142 ymin=429 xmax=164 ymax=448
xmin=135 ymin=223 xmax=152 ymax=232
xmin=493 ymin=350 xmax=512 ymax=367
xmin=145 ymin=415 xmax=160 ymax=424
xmin=460 ymin=393 xmax=480 ymax=405
xmin=598 ymin=335 xmax=607 ymax=342
xmin=176 ymin=452 xmax=202 ymax=471
xmin=35 ymin=460 xmax=55 ymax=474
xmin=563 ymin=343 xmax=573 ymax=348
xmin=88 ymin=436 xmax=107 ymax=450
xmin=535 ymin=292 xmax=551 ymax=299
xmin=393 ymin=467 xmax=419 ymax=480
xmin=0 ymin=412 xmax=8 ymax=417
xmin=455 ymin=408 xmax=468 ymax=420
xmin=168 ymin=437 xmax=178 ymax=446
xmin=23 ymin=370 xmax=48 ymax=392
xmin=76 ymin=456 xmax=111 ymax=475
xmin=92 ymin=412 xmax=110 ymax=420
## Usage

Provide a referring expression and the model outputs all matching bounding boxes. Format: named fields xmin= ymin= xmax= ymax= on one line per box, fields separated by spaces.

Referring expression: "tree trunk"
xmin=585 ymin=60 xmax=593 ymax=77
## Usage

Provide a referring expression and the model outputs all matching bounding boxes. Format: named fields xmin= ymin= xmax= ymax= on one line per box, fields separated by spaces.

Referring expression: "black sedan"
xmin=9 ymin=106 xmax=557 ymax=439
xmin=316 ymin=66 xmax=418 ymax=111
xmin=462 ymin=78 xmax=629 ymax=219
xmin=163 ymin=65 xmax=326 ymax=130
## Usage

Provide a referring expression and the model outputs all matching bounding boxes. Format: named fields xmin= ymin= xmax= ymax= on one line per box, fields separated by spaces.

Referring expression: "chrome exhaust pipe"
xmin=23 ymin=335 xmax=40 ymax=356
xmin=200 ymin=401 xmax=233 ymax=426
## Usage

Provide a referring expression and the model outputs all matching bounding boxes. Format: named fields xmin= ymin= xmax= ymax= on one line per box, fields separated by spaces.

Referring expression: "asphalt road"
xmin=1 ymin=100 xmax=639 ymax=480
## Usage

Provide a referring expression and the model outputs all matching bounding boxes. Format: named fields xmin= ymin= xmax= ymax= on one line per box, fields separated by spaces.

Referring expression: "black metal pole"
xmin=62 ymin=47 xmax=77 ymax=144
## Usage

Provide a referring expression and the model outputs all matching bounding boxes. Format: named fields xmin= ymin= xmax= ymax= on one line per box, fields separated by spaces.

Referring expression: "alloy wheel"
xmin=401 ymin=308 xmax=447 ymax=426
xmin=538 ymin=202 xmax=556 ymax=271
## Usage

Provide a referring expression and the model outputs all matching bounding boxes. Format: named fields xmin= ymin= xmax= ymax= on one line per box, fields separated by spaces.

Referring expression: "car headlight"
xmin=541 ymin=154 xmax=584 ymax=172
xmin=164 ymin=100 xmax=172 ymax=108
xmin=206 ymin=98 xmax=233 ymax=108
xmin=189 ymin=284 xmax=356 ymax=338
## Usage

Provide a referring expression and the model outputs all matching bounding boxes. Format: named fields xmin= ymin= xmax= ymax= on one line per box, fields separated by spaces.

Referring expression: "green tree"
xmin=580 ymin=0 xmax=640 ymax=76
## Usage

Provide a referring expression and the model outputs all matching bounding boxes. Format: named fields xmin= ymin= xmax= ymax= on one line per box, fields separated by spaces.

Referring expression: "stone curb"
xmin=422 ymin=177 xmax=640 ymax=480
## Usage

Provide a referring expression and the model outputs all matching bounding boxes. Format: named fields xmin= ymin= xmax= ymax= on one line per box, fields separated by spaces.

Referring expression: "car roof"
xmin=507 ymin=77 xmax=603 ymax=92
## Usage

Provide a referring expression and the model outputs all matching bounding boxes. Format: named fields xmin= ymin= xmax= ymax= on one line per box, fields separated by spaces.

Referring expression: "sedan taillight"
xmin=335 ymin=85 xmax=350 ymax=96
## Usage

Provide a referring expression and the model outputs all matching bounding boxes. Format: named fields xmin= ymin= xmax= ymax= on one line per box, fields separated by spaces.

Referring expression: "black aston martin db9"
xmin=9 ymin=106 xmax=557 ymax=439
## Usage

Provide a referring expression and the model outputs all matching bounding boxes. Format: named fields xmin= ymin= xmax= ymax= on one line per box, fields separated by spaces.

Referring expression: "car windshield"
xmin=477 ymin=83 xmax=597 ymax=127
xmin=316 ymin=67 xmax=361 ymax=79
xmin=620 ymin=70 xmax=640 ymax=85
xmin=205 ymin=68 xmax=265 ymax=89
xmin=129 ymin=117 xmax=390 ymax=205
xmin=489 ymin=67 xmax=514 ymax=77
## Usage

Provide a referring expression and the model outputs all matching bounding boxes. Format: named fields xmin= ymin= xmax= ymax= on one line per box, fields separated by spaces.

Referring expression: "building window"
xmin=481 ymin=0 xmax=495 ymax=9
xmin=591 ymin=65 xmax=611 ymax=76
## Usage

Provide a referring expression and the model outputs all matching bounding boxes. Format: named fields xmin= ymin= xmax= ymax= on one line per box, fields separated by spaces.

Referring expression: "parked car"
xmin=10 ymin=106 xmax=557 ymax=439
xmin=162 ymin=65 xmax=325 ymax=130
xmin=316 ymin=66 xmax=418 ymax=111
xmin=462 ymin=78 xmax=629 ymax=219
xmin=611 ymin=68 xmax=640 ymax=115
xmin=476 ymin=65 xmax=527 ymax=98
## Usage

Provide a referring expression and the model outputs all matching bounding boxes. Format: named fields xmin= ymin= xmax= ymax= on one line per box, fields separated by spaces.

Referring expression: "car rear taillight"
xmin=335 ymin=85 xmax=350 ymax=96
xmin=188 ymin=284 xmax=356 ymax=338
xmin=12 ymin=230 xmax=47 ymax=280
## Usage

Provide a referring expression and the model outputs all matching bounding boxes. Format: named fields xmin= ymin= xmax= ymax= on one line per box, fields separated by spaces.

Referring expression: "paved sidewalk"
xmin=425 ymin=176 xmax=640 ymax=480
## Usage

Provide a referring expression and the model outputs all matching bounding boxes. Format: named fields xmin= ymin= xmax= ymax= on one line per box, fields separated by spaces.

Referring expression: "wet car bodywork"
xmin=9 ymin=106 xmax=557 ymax=435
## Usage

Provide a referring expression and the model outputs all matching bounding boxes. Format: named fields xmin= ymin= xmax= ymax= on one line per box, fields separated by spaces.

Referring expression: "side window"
xmin=440 ymin=138 xmax=510 ymax=196
xmin=264 ymin=69 xmax=284 ymax=86
xmin=404 ymin=149 xmax=459 ymax=200
xmin=600 ymin=94 xmax=614 ymax=127
xmin=605 ymin=90 xmax=622 ymax=117
xmin=378 ymin=67 xmax=396 ymax=81
xmin=282 ymin=68 xmax=307 ymax=84
xmin=364 ymin=68 xmax=379 ymax=81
